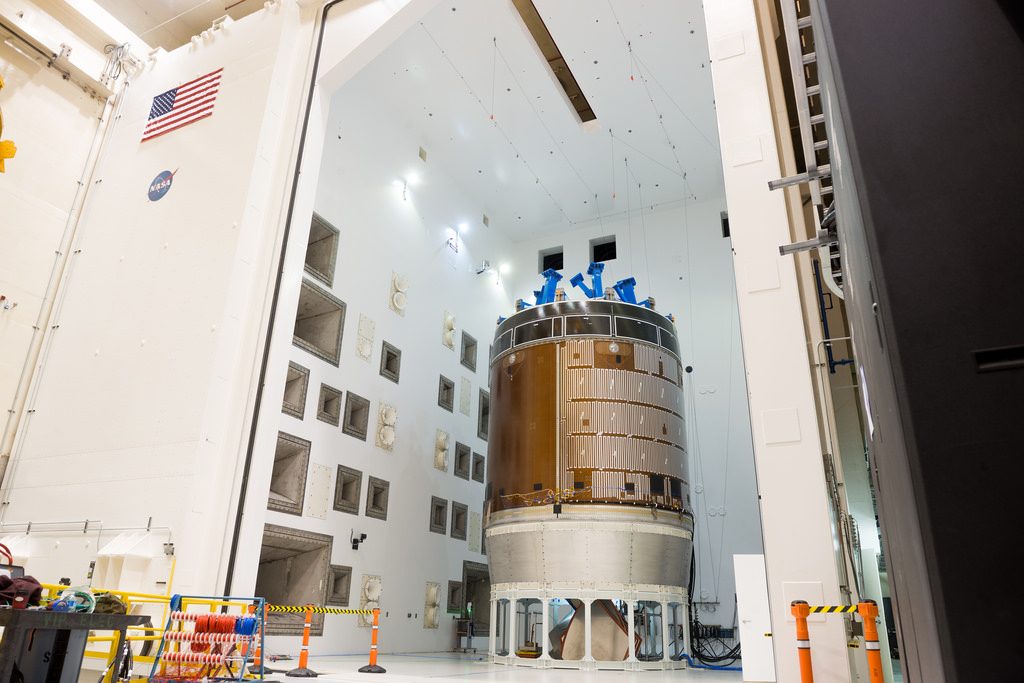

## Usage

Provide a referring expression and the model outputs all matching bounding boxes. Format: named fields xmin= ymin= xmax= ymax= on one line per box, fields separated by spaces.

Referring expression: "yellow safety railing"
xmin=38 ymin=577 xmax=265 ymax=683
xmin=40 ymin=583 xmax=172 ymax=683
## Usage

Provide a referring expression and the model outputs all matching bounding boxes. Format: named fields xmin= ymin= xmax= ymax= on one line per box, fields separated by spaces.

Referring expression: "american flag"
xmin=141 ymin=68 xmax=223 ymax=143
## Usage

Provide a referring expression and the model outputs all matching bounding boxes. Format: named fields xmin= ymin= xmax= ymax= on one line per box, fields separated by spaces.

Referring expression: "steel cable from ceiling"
xmin=492 ymin=38 xmax=602 ymax=227
xmin=624 ymin=161 xmax=652 ymax=287
xmin=604 ymin=0 xmax=720 ymax=153
xmin=419 ymin=22 xmax=574 ymax=227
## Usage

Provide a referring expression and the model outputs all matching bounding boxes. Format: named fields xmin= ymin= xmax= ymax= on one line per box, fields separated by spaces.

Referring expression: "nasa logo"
xmin=148 ymin=169 xmax=176 ymax=201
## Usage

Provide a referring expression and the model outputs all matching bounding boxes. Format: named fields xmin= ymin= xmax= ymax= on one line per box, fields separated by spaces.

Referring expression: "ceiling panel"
xmin=332 ymin=0 xmax=724 ymax=241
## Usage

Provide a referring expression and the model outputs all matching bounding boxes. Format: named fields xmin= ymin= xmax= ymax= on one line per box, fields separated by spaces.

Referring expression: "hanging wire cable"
xmin=492 ymin=39 xmax=601 ymax=224
xmin=679 ymin=180 xmax=722 ymax=603
xmin=419 ymin=22 xmax=574 ymax=226
xmin=713 ymin=266 xmax=739 ymax=602
xmin=624 ymin=156 xmax=634 ymax=275
xmin=604 ymin=0 xmax=719 ymax=152
xmin=489 ymin=36 xmax=497 ymax=120
xmin=625 ymin=162 xmax=652 ymax=286
xmin=609 ymin=130 xmax=685 ymax=178
xmin=630 ymin=50 xmax=720 ymax=152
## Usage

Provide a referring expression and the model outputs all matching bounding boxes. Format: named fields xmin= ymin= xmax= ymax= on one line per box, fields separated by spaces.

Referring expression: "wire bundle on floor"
xmin=688 ymin=547 xmax=742 ymax=668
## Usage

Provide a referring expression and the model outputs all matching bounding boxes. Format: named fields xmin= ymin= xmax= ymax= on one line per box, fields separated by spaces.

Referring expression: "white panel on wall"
xmin=468 ymin=511 xmax=481 ymax=553
xmin=359 ymin=574 xmax=382 ymax=627
xmin=356 ymin=313 xmax=375 ymax=361
xmin=306 ymin=463 xmax=332 ymax=520
xmin=424 ymin=581 xmax=441 ymax=629
xmin=459 ymin=377 xmax=471 ymax=415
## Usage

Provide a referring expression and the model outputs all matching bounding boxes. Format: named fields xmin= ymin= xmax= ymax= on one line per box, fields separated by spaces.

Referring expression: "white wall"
xmin=508 ymin=199 xmax=762 ymax=632
xmin=232 ymin=46 xmax=513 ymax=655
xmin=703 ymin=0 xmax=852 ymax=678
xmin=0 ymin=4 xmax=316 ymax=595
xmin=0 ymin=38 xmax=106 ymax=466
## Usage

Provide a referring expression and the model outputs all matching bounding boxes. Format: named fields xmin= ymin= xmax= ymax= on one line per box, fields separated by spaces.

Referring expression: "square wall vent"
xmin=380 ymin=341 xmax=401 ymax=383
xmin=477 ymin=389 xmax=490 ymax=441
xmin=472 ymin=453 xmax=486 ymax=483
xmin=293 ymin=279 xmax=346 ymax=366
xmin=451 ymin=501 xmax=468 ymax=540
xmin=268 ymin=432 xmax=310 ymax=516
xmin=317 ymin=384 xmax=342 ymax=426
xmin=447 ymin=580 xmax=464 ymax=614
xmin=460 ymin=332 xmax=478 ymax=372
xmin=305 ymin=213 xmax=340 ymax=286
xmin=256 ymin=525 xmax=331 ymax=635
xmin=430 ymin=496 xmax=448 ymax=535
xmin=326 ymin=564 xmax=353 ymax=606
xmin=454 ymin=443 xmax=471 ymax=480
xmin=333 ymin=465 xmax=362 ymax=515
xmin=365 ymin=476 xmax=390 ymax=521
xmin=282 ymin=362 xmax=309 ymax=419
xmin=438 ymin=375 xmax=455 ymax=412
xmin=343 ymin=392 xmax=370 ymax=440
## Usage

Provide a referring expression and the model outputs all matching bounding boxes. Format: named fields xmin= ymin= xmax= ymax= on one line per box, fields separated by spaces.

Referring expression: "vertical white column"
xmin=540 ymin=597 xmax=550 ymax=663
xmin=660 ymin=601 xmax=670 ymax=663
xmin=583 ymin=600 xmax=593 ymax=664
xmin=509 ymin=597 xmax=518 ymax=661
xmin=626 ymin=601 xmax=636 ymax=665
xmin=682 ymin=602 xmax=691 ymax=661
xmin=700 ymin=1 xmax=852 ymax=682
xmin=489 ymin=599 xmax=497 ymax=658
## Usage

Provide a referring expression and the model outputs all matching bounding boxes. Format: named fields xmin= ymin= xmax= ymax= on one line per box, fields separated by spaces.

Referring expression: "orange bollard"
xmin=858 ymin=600 xmax=884 ymax=683
xmin=286 ymin=606 xmax=317 ymax=678
xmin=791 ymin=600 xmax=814 ymax=683
xmin=358 ymin=608 xmax=386 ymax=674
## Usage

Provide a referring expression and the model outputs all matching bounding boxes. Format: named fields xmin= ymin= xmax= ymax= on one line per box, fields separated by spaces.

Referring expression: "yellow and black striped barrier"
xmin=807 ymin=605 xmax=858 ymax=614
xmin=267 ymin=604 xmax=373 ymax=615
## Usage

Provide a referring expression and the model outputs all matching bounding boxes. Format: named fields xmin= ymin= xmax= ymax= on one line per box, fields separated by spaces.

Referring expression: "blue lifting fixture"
xmin=613 ymin=277 xmax=638 ymax=304
xmin=569 ymin=262 xmax=605 ymax=299
xmin=534 ymin=268 xmax=563 ymax=305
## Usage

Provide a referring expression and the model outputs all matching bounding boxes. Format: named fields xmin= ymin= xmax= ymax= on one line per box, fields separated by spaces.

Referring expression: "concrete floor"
xmin=271 ymin=653 xmax=744 ymax=682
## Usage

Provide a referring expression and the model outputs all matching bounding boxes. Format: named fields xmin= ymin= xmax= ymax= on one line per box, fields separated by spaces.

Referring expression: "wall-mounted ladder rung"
xmin=797 ymin=15 xmax=813 ymax=29
xmin=807 ymin=84 xmax=821 ymax=97
xmin=813 ymin=139 xmax=829 ymax=151
xmin=802 ymin=51 xmax=817 ymax=65
xmin=810 ymin=113 xmax=825 ymax=125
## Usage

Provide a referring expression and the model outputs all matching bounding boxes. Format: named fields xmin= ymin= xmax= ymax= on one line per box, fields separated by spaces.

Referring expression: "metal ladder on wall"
xmin=773 ymin=0 xmax=844 ymax=298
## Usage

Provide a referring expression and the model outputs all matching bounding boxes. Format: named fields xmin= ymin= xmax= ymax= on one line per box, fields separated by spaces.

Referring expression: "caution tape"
xmin=808 ymin=605 xmax=858 ymax=614
xmin=268 ymin=604 xmax=374 ymax=615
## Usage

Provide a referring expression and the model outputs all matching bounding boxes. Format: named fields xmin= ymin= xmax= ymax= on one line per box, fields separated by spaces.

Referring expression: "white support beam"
xmin=701 ymin=1 xmax=852 ymax=681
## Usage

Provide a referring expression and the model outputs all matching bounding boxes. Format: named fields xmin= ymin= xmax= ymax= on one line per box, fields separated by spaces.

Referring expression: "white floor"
xmin=268 ymin=653 xmax=744 ymax=682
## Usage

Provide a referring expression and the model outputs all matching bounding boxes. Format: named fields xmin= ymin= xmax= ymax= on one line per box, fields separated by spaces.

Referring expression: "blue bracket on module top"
xmin=501 ymin=263 xmax=676 ymax=326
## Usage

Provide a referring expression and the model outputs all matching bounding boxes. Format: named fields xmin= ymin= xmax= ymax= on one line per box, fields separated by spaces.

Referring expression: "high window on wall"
xmin=590 ymin=235 xmax=616 ymax=263
xmin=538 ymin=246 xmax=564 ymax=273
